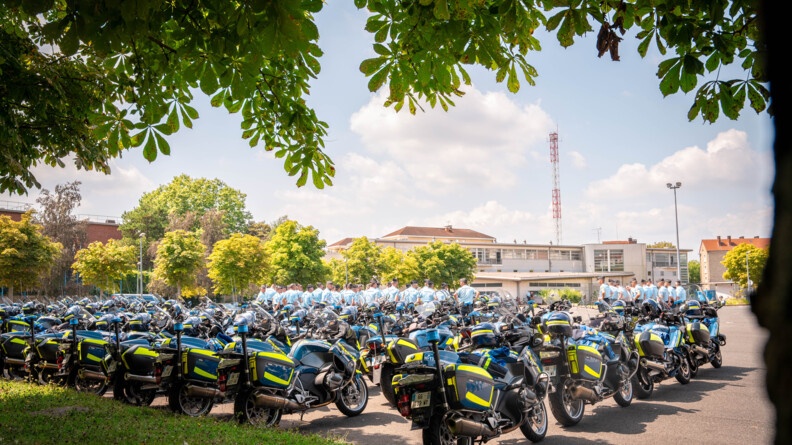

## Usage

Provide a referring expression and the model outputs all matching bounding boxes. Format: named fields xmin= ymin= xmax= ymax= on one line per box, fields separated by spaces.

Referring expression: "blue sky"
xmin=3 ymin=3 xmax=774 ymax=260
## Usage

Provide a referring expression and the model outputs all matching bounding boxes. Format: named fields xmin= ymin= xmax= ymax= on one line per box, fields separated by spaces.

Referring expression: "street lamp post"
xmin=138 ymin=233 xmax=145 ymax=298
xmin=746 ymin=250 xmax=752 ymax=294
xmin=667 ymin=182 xmax=682 ymax=282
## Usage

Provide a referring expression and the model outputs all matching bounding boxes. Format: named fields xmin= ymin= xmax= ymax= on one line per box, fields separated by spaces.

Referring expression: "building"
xmin=0 ymin=205 xmax=123 ymax=245
xmin=329 ymin=225 xmax=691 ymax=301
xmin=699 ymin=235 xmax=770 ymax=296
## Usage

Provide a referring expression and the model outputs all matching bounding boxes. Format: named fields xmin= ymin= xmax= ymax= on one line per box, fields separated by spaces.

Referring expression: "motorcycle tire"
xmin=423 ymin=411 xmax=461 ymax=445
xmin=335 ymin=374 xmax=369 ymax=417
xmin=688 ymin=351 xmax=699 ymax=378
xmin=234 ymin=388 xmax=282 ymax=427
xmin=519 ymin=400 xmax=549 ymax=443
xmin=612 ymin=378 xmax=633 ymax=407
xmin=69 ymin=368 xmax=108 ymax=396
xmin=168 ymin=381 xmax=214 ymax=417
xmin=379 ymin=363 xmax=397 ymax=407
xmin=548 ymin=377 xmax=585 ymax=427
xmin=675 ymin=355 xmax=692 ymax=385
xmin=711 ymin=344 xmax=723 ymax=368
xmin=632 ymin=368 xmax=654 ymax=400
xmin=114 ymin=380 xmax=157 ymax=406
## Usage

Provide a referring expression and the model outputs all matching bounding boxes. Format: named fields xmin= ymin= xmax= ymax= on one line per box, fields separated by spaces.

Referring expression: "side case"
xmin=444 ymin=363 xmax=495 ymax=411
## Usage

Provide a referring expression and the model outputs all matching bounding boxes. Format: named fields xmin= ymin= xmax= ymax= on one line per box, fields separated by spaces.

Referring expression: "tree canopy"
xmin=0 ymin=0 xmax=766 ymax=195
xmin=264 ymin=220 xmax=327 ymax=286
xmin=151 ymin=229 xmax=206 ymax=299
xmin=722 ymin=243 xmax=767 ymax=292
xmin=207 ymin=233 xmax=267 ymax=297
xmin=71 ymin=238 xmax=136 ymax=296
xmin=0 ymin=211 xmax=62 ymax=297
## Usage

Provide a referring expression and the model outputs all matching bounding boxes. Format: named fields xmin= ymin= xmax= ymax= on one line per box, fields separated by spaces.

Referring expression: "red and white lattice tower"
xmin=549 ymin=131 xmax=562 ymax=245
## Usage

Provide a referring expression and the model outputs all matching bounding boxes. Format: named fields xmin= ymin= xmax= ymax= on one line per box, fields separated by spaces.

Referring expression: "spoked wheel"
xmin=114 ymin=379 xmax=157 ymax=406
xmin=710 ymin=344 xmax=723 ymax=368
xmin=612 ymin=377 xmax=633 ymax=407
xmin=519 ymin=401 xmax=549 ymax=442
xmin=675 ymin=354 xmax=692 ymax=385
xmin=335 ymin=374 xmax=369 ymax=416
xmin=548 ymin=378 xmax=585 ymax=427
xmin=379 ymin=363 xmax=397 ymax=407
xmin=167 ymin=381 xmax=214 ymax=417
xmin=234 ymin=388 xmax=282 ymax=427
xmin=423 ymin=412 xmax=460 ymax=445
xmin=688 ymin=350 xmax=699 ymax=378
xmin=632 ymin=367 xmax=654 ymax=400
xmin=69 ymin=368 xmax=108 ymax=396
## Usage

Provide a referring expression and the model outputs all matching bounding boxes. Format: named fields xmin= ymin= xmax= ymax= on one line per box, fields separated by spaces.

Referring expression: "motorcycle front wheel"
xmin=688 ymin=350 xmax=699 ymax=378
xmin=168 ymin=381 xmax=214 ymax=417
xmin=711 ymin=344 xmax=723 ymax=368
xmin=675 ymin=354 xmax=692 ymax=385
xmin=69 ymin=368 xmax=108 ymax=396
xmin=632 ymin=367 xmax=654 ymax=400
xmin=335 ymin=374 xmax=369 ymax=416
xmin=548 ymin=378 xmax=585 ymax=427
xmin=612 ymin=377 xmax=633 ymax=407
xmin=234 ymin=388 xmax=282 ymax=427
xmin=114 ymin=379 xmax=157 ymax=406
xmin=519 ymin=401 xmax=548 ymax=442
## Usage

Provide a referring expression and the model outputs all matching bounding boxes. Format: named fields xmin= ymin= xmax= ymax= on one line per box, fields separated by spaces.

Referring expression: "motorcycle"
xmin=681 ymin=299 xmax=726 ymax=374
xmin=631 ymin=299 xmax=694 ymax=398
xmin=391 ymin=327 xmax=550 ymax=444
xmin=534 ymin=308 xmax=638 ymax=426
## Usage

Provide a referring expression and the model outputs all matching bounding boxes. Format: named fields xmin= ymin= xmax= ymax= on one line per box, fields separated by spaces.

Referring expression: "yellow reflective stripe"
xmin=264 ymin=370 xmax=292 ymax=386
xmin=457 ymin=364 xmax=493 ymax=379
xmin=546 ymin=320 xmax=568 ymax=326
xmin=11 ymin=337 xmax=26 ymax=345
xmin=190 ymin=349 xmax=217 ymax=357
xmin=406 ymin=352 xmax=424 ymax=363
xmin=86 ymin=353 xmax=102 ymax=362
xmin=398 ymin=339 xmax=418 ymax=349
xmin=577 ymin=345 xmax=599 ymax=356
xmin=583 ymin=364 xmax=601 ymax=378
xmin=650 ymin=333 xmax=662 ymax=343
xmin=471 ymin=329 xmax=494 ymax=336
xmin=256 ymin=351 xmax=292 ymax=365
xmin=465 ymin=389 xmax=492 ymax=407
xmin=193 ymin=366 xmax=215 ymax=379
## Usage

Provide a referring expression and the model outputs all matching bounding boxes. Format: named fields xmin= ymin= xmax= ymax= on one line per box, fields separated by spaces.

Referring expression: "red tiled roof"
xmin=380 ymin=226 xmax=495 ymax=240
xmin=327 ymin=237 xmax=354 ymax=248
xmin=700 ymin=236 xmax=770 ymax=252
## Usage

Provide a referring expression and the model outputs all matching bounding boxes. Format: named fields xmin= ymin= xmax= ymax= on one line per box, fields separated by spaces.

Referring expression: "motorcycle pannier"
xmin=444 ymin=363 xmax=495 ymax=411
xmin=78 ymin=338 xmax=111 ymax=366
xmin=386 ymin=338 xmax=421 ymax=365
xmin=686 ymin=321 xmax=711 ymax=345
xmin=636 ymin=330 xmax=665 ymax=359
xmin=566 ymin=344 xmax=603 ymax=381
xmin=122 ymin=344 xmax=158 ymax=375
xmin=182 ymin=349 xmax=221 ymax=382
xmin=249 ymin=350 xmax=297 ymax=389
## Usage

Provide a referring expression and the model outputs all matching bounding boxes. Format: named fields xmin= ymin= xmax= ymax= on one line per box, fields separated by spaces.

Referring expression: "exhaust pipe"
xmin=447 ymin=417 xmax=498 ymax=438
xmin=570 ymin=385 xmax=600 ymax=403
xmin=125 ymin=373 xmax=158 ymax=384
xmin=692 ymin=345 xmax=709 ymax=356
xmin=640 ymin=358 xmax=666 ymax=373
xmin=5 ymin=358 xmax=25 ymax=366
xmin=185 ymin=385 xmax=224 ymax=399
xmin=254 ymin=392 xmax=303 ymax=411
xmin=79 ymin=368 xmax=107 ymax=381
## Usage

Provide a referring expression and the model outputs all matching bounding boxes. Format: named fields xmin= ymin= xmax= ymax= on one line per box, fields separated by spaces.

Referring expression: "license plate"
xmin=543 ymin=365 xmax=556 ymax=377
xmin=372 ymin=365 xmax=382 ymax=385
xmin=162 ymin=365 xmax=173 ymax=378
xmin=411 ymin=391 xmax=431 ymax=408
xmin=228 ymin=372 xmax=240 ymax=386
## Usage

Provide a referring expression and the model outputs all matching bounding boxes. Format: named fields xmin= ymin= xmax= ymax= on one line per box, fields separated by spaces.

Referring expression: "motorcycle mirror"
xmin=426 ymin=328 xmax=440 ymax=343
xmin=532 ymin=335 xmax=544 ymax=347
xmin=69 ymin=318 xmax=78 ymax=326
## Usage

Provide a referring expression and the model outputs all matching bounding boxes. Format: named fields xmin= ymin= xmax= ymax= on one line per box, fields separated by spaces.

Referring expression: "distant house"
xmin=699 ymin=235 xmax=770 ymax=296
xmin=0 ymin=206 xmax=122 ymax=246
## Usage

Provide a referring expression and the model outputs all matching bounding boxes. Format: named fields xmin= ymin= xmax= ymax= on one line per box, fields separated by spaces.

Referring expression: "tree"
xmin=687 ymin=260 xmax=701 ymax=284
xmin=1 ymin=1 xmax=765 ymax=195
xmin=0 ymin=211 xmax=62 ymax=299
xmin=121 ymin=175 xmax=252 ymax=240
xmin=648 ymin=241 xmax=675 ymax=248
xmin=207 ymin=233 xmax=268 ymax=298
xmin=723 ymin=244 xmax=768 ymax=292
xmin=151 ymin=230 xmax=205 ymax=300
xmin=264 ymin=220 xmax=327 ymax=286
xmin=341 ymin=237 xmax=384 ymax=284
xmin=33 ymin=181 xmax=88 ymax=296
xmin=379 ymin=246 xmax=420 ymax=285
xmin=407 ymin=241 xmax=477 ymax=287
xmin=71 ymin=239 xmax=136 ymax=297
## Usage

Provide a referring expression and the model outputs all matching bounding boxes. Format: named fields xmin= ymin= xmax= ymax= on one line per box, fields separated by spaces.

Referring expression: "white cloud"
xmin=568 ymin=151 xmax=587 ymax=169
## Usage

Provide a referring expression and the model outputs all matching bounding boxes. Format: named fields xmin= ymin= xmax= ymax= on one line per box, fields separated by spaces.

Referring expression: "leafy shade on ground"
xmin=0 ymin=380 xmax=345 ymax=445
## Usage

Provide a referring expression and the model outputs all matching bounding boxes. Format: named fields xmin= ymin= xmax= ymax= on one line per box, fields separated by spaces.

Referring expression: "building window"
xmin=594 ymin=249 xmax=624 ymax=272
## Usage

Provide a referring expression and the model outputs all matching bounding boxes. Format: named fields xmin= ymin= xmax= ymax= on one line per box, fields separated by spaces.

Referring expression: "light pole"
xmin=746 ymin=250 xmax=752 ymax=294
xmin=667 ymin=182 xmax=682 ymax=282
xmin=138 ymin=232 xmax=145 ymax=298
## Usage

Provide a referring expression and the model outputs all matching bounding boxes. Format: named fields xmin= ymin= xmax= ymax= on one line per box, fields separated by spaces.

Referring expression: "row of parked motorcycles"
xmin=0 ymin=290 xmax=726 ymax=444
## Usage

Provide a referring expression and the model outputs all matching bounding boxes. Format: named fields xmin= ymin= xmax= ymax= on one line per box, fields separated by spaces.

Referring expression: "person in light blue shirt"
xmin=436 ymin=283 xmax=451 ymax=302
xmin=400 ymin=281 xmax=420 ymax=305
xmin=657 ymin=279 xmax=670 ymax=304
xmin=674 ymin=281 xmax=687 ymax=306
xmin=363 ymin=280 xmax=382 ymax=306
xmin=418 ymin=280 xmax=436 ymax=304
xmin=322 ymin=282 xmax=341 ymax=306
xmin=340 ymin=283 xmax=357 ymax=306
xmin=598 ymin=277 xmax=613 ymax=303
xmin=255 ymin=285 xmax=268 ymax=304
xmin=648 ymin=279 xmax=658 ymax=301
xmin=384 ymin=279 xmax=401 ymax=302
xmin=301 ymin=284 xmax=317 ymax=309
xmin=454 ymin=278 xmax=479 ymax=316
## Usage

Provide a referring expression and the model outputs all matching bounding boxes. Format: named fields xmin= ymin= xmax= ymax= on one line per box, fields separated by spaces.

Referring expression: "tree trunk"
xmin=753 ymin=2 xmax=790 ymax=444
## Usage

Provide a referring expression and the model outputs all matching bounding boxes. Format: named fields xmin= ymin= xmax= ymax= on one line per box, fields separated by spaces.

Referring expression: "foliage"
xmin=0 ymin=211 xmax=62 ymax=297
xmin=324 ymin=257 xmax=347 ymax=287
xmin=538 ymin=288 xmax=582 ymax=304
xmin=207 ymin=233 xmax=268 ymax=296
xmin=121 ymin=175 xmax=252 ymax=240
xmin=1 ymin=1 xmax=765 ymax=195
xmin=151 ymin=230 xmax=206 ymax=298
xmin=648 ymin=241 xmax=675 ymax=248
xmin=379 ymin=246 xmax=420 ymax=284
xmin=0 ymin=380 xmax=343 ymax=445
xmin=722 ymin=243 xmax=768 ymax=290
xmin=688 ymin=259 xmax=701 ymax=283
xmin=340 ymin=237 xmax=384 ymax=284
xmin=33 ymin=181 xmax=88 ymax=296
xmin=71 ymin=239 xmax=135 ymax=296
xmin=264 ymin=220 xmax=327 ymax=285
xmin=407 ymin=241 xmax=477 ymax=286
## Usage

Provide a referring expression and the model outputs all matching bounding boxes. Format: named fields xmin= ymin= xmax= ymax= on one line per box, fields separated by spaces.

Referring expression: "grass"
xmin=725 ymin=297 xmax=750 ymax=306
xmin=0 ymin=380 xmax=346 ymax=445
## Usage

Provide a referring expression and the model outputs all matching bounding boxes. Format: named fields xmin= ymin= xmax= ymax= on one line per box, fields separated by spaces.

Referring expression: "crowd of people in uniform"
xmin=596 ymin=276 xmax=688 ymax=308
xmin=254 ymin=277 xmax=483 ymax=316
